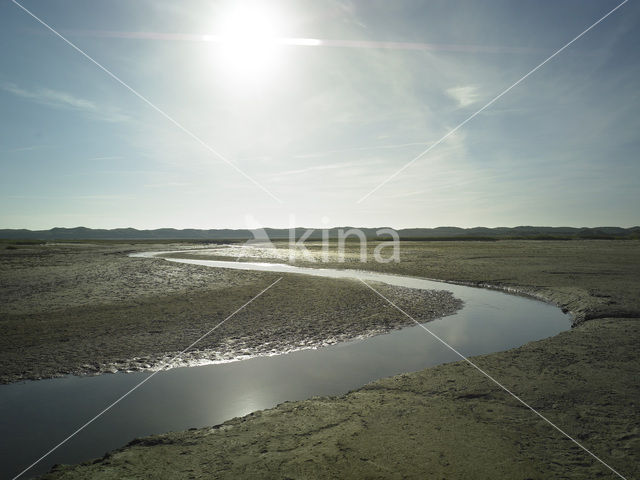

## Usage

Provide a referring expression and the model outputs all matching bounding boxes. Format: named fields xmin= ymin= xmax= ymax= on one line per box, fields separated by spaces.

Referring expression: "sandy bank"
xmin=0 ymin=244 xmax=461 ymax=383
xmin=37 ymin=240 xmax=640 ymax=479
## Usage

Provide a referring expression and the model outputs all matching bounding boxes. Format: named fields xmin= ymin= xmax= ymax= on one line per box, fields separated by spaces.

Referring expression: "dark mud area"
xmin=0 ymin=244 xmax=461 ymax=384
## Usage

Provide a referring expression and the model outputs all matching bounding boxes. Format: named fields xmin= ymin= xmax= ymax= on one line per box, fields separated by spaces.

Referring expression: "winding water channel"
xmin=1 ymin=254 xmax=570 ymax=478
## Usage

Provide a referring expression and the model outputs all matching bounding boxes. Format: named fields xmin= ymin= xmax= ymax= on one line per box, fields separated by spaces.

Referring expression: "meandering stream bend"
xmin=0 ymin=254 xmax=570 ymax=479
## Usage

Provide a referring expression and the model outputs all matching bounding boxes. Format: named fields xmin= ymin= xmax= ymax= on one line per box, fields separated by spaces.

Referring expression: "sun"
xmin=213 ymin=4 xmax=284 ymax=82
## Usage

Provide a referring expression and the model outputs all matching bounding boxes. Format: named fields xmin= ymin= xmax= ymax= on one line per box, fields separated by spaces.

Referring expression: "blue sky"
xmin=1 ymin=0 xmax=638 ymax=229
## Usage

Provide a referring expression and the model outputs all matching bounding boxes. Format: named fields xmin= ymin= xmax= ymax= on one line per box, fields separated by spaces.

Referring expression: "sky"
xmin=1 ymin=0 xmax=639 ymax=230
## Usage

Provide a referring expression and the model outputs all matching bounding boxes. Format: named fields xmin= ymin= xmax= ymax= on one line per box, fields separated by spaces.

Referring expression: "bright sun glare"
xmin=214 ymin=4 xmax=284 ymax=82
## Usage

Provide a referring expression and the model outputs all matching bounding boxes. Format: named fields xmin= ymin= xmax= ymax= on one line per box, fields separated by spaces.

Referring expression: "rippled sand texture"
xmin=0 ymin=243 xmax=461 ymax=383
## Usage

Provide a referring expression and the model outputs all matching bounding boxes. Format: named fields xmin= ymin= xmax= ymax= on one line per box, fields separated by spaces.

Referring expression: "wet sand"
xmin=0 ymin=243 xmax=461 ymax=383
xmin=33 ymin=240 xmax=640 ymax=479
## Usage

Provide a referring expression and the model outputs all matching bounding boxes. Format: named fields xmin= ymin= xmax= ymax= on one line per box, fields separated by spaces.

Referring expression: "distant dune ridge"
xmin=0 ymin=226 xmax=639 ymax=241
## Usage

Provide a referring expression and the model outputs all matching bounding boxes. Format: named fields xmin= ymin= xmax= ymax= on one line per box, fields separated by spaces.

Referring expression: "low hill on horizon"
xmin=1 ymin=226 xmax=639 ymax=241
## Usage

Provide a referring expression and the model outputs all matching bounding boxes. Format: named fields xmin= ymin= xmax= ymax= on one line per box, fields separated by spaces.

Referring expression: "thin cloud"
xmin=1 ymin=81 xmax=95 ymax=109
xmin=446 ymin=85 xmax=481 ymax=108
xmin=293 ymin=142 xmax=429 ymax=159
xmin=64 ymin=30 xmax=542 ymax=54
xmin=6 ymin=194 xmax=132 ymax=200
xmin=0 ymin=81 xmax=129 ymax=122
xmin=7 ymin=144 xmax=53 ymax=152
xmin=86 ymin=156 xmax=125 ymax=161
xmin=143 ymin=182 xmax=192 ymax=188
xmin=271 ymin=162 xmax=356 ymax=177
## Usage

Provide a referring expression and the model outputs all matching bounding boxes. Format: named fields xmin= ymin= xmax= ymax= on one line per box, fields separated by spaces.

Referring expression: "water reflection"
xmin=0 ymin=260 xmax=569 ymax=478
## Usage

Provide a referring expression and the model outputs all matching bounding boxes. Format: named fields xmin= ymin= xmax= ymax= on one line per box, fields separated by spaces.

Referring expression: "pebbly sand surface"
xmin=0 ymin=243 xmax=461 ymax=383
xmin=33 ymin=240 xmax=640 ymax=479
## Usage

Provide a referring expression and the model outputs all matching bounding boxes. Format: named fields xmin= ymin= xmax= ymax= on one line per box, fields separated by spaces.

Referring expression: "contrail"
xmin=62 ymin=29 xmax=542 ymax=54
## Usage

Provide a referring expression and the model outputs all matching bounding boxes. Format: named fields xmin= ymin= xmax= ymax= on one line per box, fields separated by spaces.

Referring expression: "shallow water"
xmin=0 ymin=255 xmax=570 ymax=479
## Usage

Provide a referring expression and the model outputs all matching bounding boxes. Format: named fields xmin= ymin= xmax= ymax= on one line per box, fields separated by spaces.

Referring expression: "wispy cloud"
xmin=86 ymin=156 xmax=125 ymax=161
xmin=7 ymin=194 xmax=132 ymax=200
xmin=7 ymin=144 xmax=53 ymax=152
xmin=0 ymin=81 xmax=129 ymax=122
xmin=63 ymin=30 xmax=542 ymax=55
xmin=1 ymin=81 xmax=95 ymax=109
xmin=143 ymin=182 xmax=192 ymax=188
xmin=293 ymin=141 xmax=429 ymax=159
xmin=270 ymin=161 xmax=359 ymax=178
xmin=446 ymin=85 xmax=481 ymax=108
